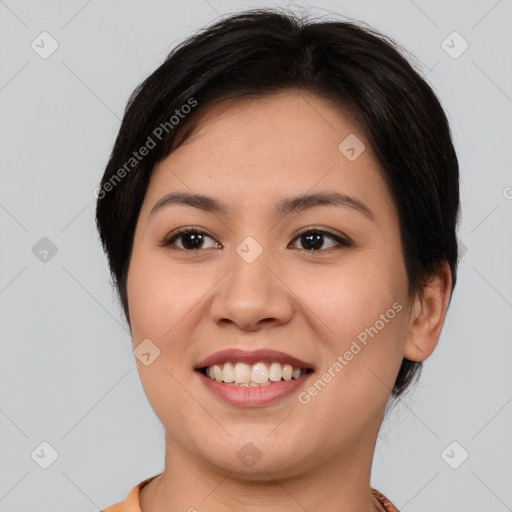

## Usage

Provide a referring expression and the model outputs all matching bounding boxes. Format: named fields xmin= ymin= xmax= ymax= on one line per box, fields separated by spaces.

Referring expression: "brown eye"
xmin=290 ymin=229 xmax=351 ymax=252
xmin=162 ymin=228 xmax=219 ymax=251
xmin=160 ymin=227 xmax=350 ymax=253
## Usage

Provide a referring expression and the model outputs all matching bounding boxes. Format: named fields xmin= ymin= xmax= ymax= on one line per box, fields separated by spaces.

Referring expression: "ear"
xmin=404 ymin=261 xmax=453 ymax=362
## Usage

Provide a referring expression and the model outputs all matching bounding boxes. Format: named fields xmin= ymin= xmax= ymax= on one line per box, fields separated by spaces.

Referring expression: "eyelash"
xmin=159 ymin=226 xmax=351 ymax=253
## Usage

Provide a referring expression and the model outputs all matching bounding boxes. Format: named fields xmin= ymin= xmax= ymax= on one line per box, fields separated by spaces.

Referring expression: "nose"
xmin=208 ymin=245 xmax=295 ymax=332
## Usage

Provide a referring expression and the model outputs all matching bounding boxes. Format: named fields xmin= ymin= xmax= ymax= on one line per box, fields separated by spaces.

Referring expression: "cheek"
xmin=293 ymin=268 xmax=406 ymax=431
xmin=126 ymin=250 xmax=209 ymax=435
xmin=301 ymin=256 xmax=406 ymax=334
xmin=127 ymin=248 xmax=206 ymax=342
xmin=295 ymin=253 xmax=408 ymax=384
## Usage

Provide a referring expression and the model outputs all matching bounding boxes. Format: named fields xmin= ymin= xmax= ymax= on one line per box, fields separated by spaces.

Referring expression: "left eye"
xmin=160 ymin=228 xmax=350 ymax=252
xmin=289 ymin=229 xmax=351 ymax=251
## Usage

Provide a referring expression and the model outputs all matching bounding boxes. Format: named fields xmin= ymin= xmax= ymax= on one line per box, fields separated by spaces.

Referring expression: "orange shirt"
xmin=101 ymin=475 xmax=399 ymax=511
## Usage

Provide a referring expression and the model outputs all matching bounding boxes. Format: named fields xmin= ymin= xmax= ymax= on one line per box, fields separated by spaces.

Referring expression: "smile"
xmin=194 ymin=348 xmax=315 ymax=406
xmin=200 ymin=361 xmax=313 ymax=386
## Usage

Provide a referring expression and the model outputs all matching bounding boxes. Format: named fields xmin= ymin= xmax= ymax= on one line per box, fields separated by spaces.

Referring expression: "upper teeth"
xmin=204 ymin=362 xmax=306 ymax=385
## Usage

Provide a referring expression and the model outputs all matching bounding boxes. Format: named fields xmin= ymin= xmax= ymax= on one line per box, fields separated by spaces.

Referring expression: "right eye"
xmin=160 ymin=227 xmax=221 ymax=251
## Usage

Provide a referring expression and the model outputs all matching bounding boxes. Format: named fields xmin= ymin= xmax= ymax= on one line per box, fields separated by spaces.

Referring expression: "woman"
xmin=96 ymin=8 xmax=459 ymax=511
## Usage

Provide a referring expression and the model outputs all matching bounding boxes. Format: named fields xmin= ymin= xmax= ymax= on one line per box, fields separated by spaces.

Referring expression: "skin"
xmin=126 ymin=90 xmax=452 ymax=512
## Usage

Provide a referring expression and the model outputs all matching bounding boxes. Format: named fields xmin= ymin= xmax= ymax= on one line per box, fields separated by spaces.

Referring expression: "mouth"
xmin=197 ymin=362 xmax=314 ymax=387
xmin=194 ymin=348 xmax=315 ymax=406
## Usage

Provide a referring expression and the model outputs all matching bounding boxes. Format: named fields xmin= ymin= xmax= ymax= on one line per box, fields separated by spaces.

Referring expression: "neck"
xmin=140 ymin=428 xmax=385 ymax=512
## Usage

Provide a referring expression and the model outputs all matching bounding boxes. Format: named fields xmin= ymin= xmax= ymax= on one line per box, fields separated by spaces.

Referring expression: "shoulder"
xmin=372 ymin=488 xmax=400 ymax=511
xmin=101 ymin=474 xmax=160 ymax=512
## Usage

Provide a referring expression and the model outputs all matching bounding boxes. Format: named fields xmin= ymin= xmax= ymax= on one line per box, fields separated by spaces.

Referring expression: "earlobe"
xmin=403 ymin=261 xmax=453 ymax=362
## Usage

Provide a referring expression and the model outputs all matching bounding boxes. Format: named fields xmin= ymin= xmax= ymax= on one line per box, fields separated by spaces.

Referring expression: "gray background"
xmin=1 ymin=0 xmax=511 ymax=510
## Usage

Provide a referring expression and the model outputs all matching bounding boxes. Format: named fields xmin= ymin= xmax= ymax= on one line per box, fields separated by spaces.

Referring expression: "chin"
xmin=196 ymin=438 xmax=314 ymax=481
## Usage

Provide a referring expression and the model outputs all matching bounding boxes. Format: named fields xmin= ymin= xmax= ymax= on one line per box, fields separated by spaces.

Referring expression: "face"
xmin=126 ymin=90 xmax=413 ymax=479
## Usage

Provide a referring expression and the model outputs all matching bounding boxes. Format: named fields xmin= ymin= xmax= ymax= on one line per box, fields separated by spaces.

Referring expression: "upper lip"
xmin=194 ymin=349 xmax=315 ymax=371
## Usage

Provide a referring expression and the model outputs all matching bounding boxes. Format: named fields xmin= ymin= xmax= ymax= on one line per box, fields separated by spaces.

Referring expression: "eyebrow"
xmin=148 ymin=190 xmax=374 ymax=222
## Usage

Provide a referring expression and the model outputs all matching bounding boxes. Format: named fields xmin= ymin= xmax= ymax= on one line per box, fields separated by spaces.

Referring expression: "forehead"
xmin=169 ymin=90 xmax=371 ymax=166
xmin=144 ymin=90 xmax=395 ymax=222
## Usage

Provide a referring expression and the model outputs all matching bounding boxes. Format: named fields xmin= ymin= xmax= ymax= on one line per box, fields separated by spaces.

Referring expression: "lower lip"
xmin=197 ymin=371 xmax=314 ymax=407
